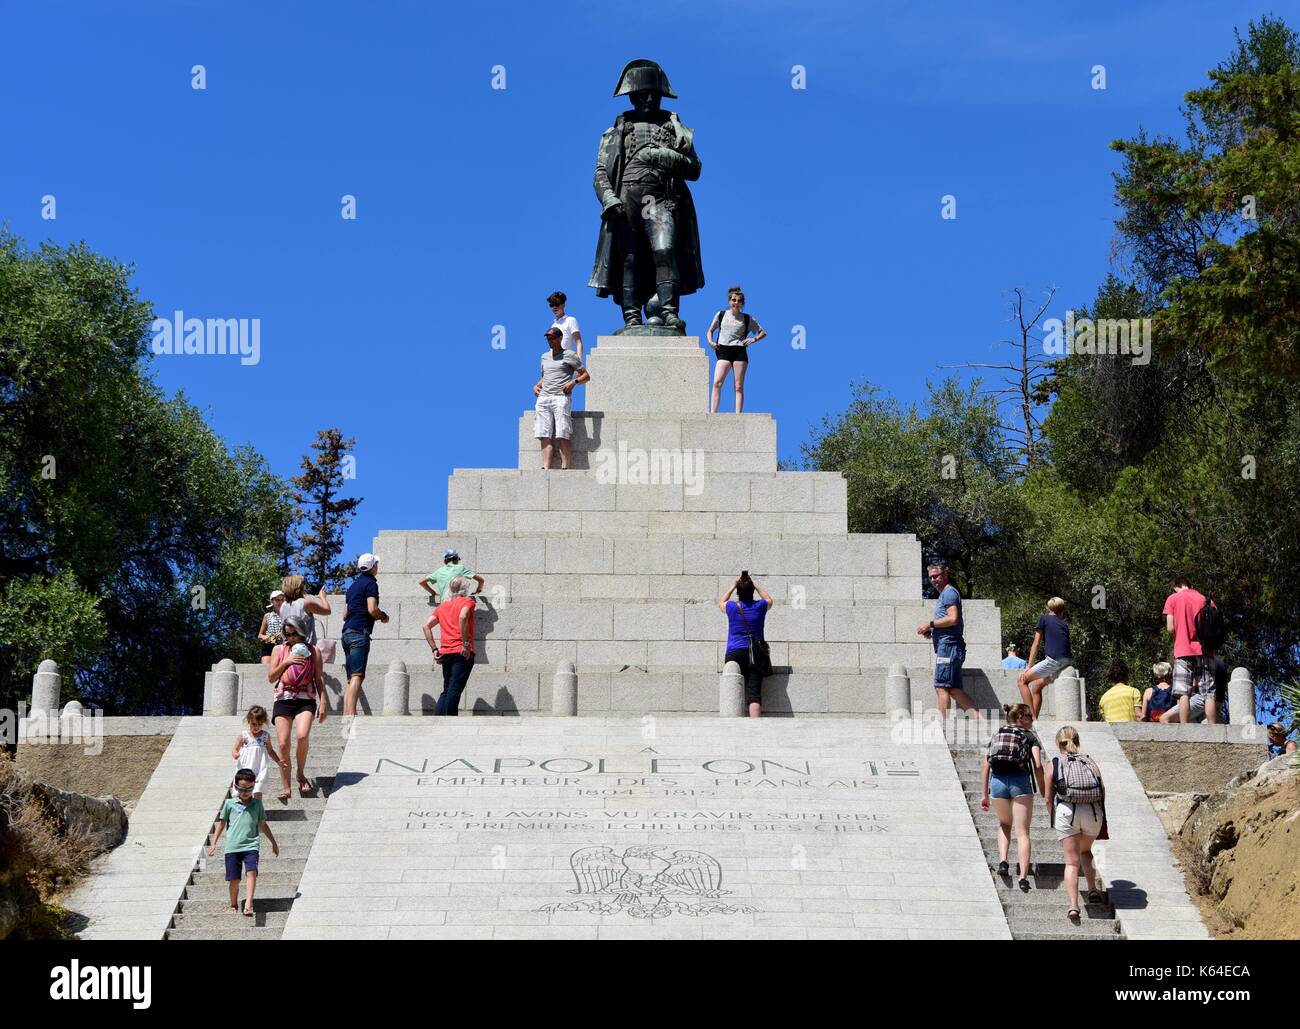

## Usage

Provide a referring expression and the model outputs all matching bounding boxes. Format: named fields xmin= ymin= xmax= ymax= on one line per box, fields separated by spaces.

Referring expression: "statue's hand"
xmin=601 ymin=198 xmax=624 ymax=220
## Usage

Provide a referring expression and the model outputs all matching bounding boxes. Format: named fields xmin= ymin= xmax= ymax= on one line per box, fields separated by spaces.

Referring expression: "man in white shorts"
xmin=534 ymin=327 xmax=590 ymax=469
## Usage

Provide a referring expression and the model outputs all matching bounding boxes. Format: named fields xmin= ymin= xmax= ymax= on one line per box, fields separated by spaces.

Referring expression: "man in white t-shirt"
xmin=534 ymin=327 xmax=591 ymax=469
xmin=547 ymin=291 xmax=583 ymax=361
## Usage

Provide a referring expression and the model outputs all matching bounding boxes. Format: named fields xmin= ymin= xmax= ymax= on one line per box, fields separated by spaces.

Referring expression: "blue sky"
xmin=2 ymin=0 xmax=1282 ymax=560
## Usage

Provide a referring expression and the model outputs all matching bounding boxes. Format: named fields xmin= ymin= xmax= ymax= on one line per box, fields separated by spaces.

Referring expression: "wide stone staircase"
xmin=949 ymin=740 xmax=1123 ymax=940
xmin=165 ymin=727 xmax=346 ymax=940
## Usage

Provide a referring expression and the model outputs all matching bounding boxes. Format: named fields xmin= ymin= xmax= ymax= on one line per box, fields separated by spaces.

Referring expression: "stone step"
xmin=1013 ymin=929 xmax=1124 ymax=942
xmin=171 ymin=911 xmax=290 ymax=931
xmin=184 ymin=883 xmax=301 ymax=902
xmin=192 ymin=860 xmax=307 ymax=879
xmin=206 ymin=844 xmax=315 ymax=859
xmin=1004 ymin=913 xmax=1122 ymax=938
xmin=179 ymin=896 xmax=298 ymax=914
xmin=166 ymin=927 xmax=281 ymax=941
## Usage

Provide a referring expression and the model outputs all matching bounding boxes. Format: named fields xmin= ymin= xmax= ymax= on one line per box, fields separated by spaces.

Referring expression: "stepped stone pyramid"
xmin=219 ymin=334 xmax=1007 ymax=715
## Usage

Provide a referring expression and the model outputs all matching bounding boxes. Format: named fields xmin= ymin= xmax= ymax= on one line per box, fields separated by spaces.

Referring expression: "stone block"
xmin=784 ymin=513 xmax=846 ymax=534
xmin=750 ymin=474 xmax=814 ymax=512
xmin=651 ymin=574 xmax=722 ymax=600
xmin=578 ymin=575 xmax=650 ymax=600
xmin=855 ymin=576 xmax=920 ymax=602
xmin=542 ymin=602 xmax=613 ymax=641
xmin=613 ymin=601 xmax=684 ymax=641
xmin=684 ymin=601 xmax=722 ymax=641
xmin=824 ymin=605 xmax=895 ymax=643
xmin=814 ymin=475 xmax=848 ymax=514
xmin=616 ymin=481 xmax=684 ymax=512
xmin=613 ymin=537 xmax=684 ymax=575
xmin=683 ymin=538 xmax=752 ymax=574
xmin=828 ymin=675 xmax=882 ymax=714
xmin=647 ymin=641 xmax=718 ymax=667
xmin=820 ymin=537 xmax=886 ymax=577
xmin=683 ymin=473 xmax=751 ymax=512
xmin=610 ymin=671 xmax=683 ymax=711
xmin=887 ymin=536 xmax=922 ymax=578
xmin=402 ymin=533 xmax=477 ymax=576
xmin=715 ymin=513 xmax=781 ymax=536
xmin=446 ymin=473 xmax=481 ymax=513
xmin=575 ymin=640 xmax=648 ymax=669
xmin=788 ymin=642 xmax=861 ymax=670
xmin=372 ymin=536 xmax=407 ymax=574
xmin=576 ymin=672 xmax=611 ymax=710
xmin=584 ymin=339 xmax=708 ymax=414
xmin=647 ymin=511 xmax=717 ymax=535
xmin=544 ymin=537 xmax=613 ymax=574
xmin=503 ymin=640 xmax=577 ymax=667
xmin=598 ymin=415 xmax=684 ymax=451
xmin=477 ymin=537 xmax=546 ymax=575
xmin=765 ymin=606 xmax=825 ymax=642
xmin=750 ymin=538 xmax=820 ymax=577
xmin=547 ymin=475 xmax=617 ymax=512
xmin=580 ymin=510 xmax=649 ymax=535
xmin=448 ymin=510 xmax=514 ymax=532
xmin=479 ymin=601 xmax=542 ymax=641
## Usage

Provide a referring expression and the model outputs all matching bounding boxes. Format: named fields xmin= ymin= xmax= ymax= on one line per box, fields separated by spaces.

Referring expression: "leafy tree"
xmin=0 ymin=231 xmax=293 ymax=715
xmin=290 ymin=428 xmax=361 ymax=592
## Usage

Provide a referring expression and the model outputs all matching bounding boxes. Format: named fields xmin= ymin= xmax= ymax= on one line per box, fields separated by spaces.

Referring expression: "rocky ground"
xmin=14 ymin=736 xmax=171 ymax=811
xmin=1120 ymin=741 xmax=1265 ymax=793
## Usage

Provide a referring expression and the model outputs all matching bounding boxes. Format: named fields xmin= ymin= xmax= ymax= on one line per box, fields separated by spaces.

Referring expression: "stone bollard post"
xmin=1229 ymin=667 xmax=1256 ymax=726
xmin=30 ymin=660 xmax=62 ymax=719
xmin=1054 ymin=666 xmax=1083 ymax=721
xmin=209 ymin=658 xmax=240 ymax=716
xmin=885 ymin=663 xmax=911 ymax=717
xmin=552 ymin=660 xmax=577 ymax=716
xmin=383 ymin=659 xmax=410 ymax=715
xmin=58 ymin=700 xmax=83 ymax=741
xmin=719 ymin=660 xmax=744 ymax=717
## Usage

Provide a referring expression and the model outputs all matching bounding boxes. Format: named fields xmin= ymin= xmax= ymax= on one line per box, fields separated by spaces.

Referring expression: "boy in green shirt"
xmin=418 ymin=548 xmax=484 ymax=602
xmin=207 ymin=769 xmax=279 ymax=916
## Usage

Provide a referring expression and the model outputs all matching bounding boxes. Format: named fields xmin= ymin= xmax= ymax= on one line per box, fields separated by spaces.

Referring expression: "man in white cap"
xmin=342 ymin=552 xmax=389 ymax=716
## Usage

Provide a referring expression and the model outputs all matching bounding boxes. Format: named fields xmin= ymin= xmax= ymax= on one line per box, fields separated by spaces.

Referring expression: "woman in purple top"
xmin=719 ymin=572 xmax=774 ymax=718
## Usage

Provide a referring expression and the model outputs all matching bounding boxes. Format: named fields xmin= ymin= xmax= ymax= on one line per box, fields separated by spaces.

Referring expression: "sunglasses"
xmin=283 ymin=628 xmax=298 ymax=637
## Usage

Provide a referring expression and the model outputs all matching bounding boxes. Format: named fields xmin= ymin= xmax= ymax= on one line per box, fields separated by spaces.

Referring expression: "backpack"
xmin=1147 ymin=685 xmax=1175 ymax=720
xmin=715 ymin=311 xmax=751 ymax=340
xmin=1054 ymin=754 xmax=1103 ymax=803
xmin=1193 ymin=595 xmax=1227 ymax=652
xmin=987 ymin=725 xmax=1032 ymax=775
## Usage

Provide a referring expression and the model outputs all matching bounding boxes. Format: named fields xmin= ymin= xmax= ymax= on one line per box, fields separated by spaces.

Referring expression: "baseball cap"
xmin=357 ymin=553 xmax=378 ymax=571
xmin=545 ymin=327 xmax=562 ymax=338
xmin=443 ymin=548 xmax=460 ymax=560
xmin=269 ymin=589 xmax=285 ymax=601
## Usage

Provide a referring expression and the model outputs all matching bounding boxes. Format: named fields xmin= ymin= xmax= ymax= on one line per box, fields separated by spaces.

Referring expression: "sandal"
xmin=1088 ymin=889 xmax=1104 ymax=904
xmin=277 ymin=787 xmax=291 ymax=801
xmin=1018 ymin=877 xmax=1031 ymax=893
xmin=996 ymin=861 xmax=1009 ymax=876
xmin=242 ymin=906 xmax=254 ymax=917
xmin=298 ymin=777 xmax=313 ymax=796
xmin=1067 ymin=908 xmax=1081 ymax=921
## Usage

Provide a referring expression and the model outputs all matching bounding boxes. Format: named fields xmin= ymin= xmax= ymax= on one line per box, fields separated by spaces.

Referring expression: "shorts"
xmin=725 ymin=648 xmax=764 ymax=706
xmin=1030 ymin=656 xmax=1068 ymax=682
xmin=1055 ymin=801 xmax=1104 ymax=839
xmin=534 ymin=394 xmax=573 ymax=440
xmin=1186 ymin=692 xmax=1206 ymax=719
xmin=342 ymin=628 xmax=371 ymax=679
xmin=990 ymin=770 xmax=1033 ymax=799
xmin=716 ymin=344 xmax=748 ymax=363
xmin=933 ymin=637 xmax=965 ymax=692
xmin=273 ymin=697 xmax=317 ymax=722
xmin=260 ymin=641 xmax=274 ymax=658
xmin=224 ymin=849 xmax=260 ymax=880
xmin=1172 ymin=656 xmax=1214 ymax=697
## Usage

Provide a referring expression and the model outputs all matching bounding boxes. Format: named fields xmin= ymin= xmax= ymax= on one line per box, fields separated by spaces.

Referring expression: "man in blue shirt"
xmin=342 ymin=552 xmax=389 ymax=717
xmin=1001 ymin=643 xmax=1027 ymax=670
xmin=916 ymin=561 xmax=981 ymax=718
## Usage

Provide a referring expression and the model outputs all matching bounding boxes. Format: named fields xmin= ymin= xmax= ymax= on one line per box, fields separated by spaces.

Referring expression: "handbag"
xmin=734 ymin=598 xmax=772 ymax=677
xmin=317 ymin=638 xmax=338 ymax=664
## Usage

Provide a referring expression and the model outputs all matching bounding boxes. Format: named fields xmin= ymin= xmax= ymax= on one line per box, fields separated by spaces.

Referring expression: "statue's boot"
xmin=621 ymin=285 xmax=643 ymax=326
xmin=656 ymin=279 xmax=682 ymax=329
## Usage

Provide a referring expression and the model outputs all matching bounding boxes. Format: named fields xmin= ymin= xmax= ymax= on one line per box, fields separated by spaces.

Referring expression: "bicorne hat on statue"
xmin=612 ymin=59 xmax=677 ymax=99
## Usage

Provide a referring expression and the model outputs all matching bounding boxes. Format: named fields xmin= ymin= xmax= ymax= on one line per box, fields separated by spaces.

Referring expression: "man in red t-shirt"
xmin=423 ymin=576 xmax=476 ymax=716
xmin=1161 ymin=574 xmax=1216 ymax=723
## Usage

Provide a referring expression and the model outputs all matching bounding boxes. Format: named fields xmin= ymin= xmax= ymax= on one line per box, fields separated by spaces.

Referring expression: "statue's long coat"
xmin=588 ymin=111 xmax=705 ymax=302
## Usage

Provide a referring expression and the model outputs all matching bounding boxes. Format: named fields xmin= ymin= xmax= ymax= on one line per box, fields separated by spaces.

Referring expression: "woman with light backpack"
xmin=979 ymin=703 xmax=1046 ymax=892
xmin=1044 ymin=725 xmax=1106 ymax=922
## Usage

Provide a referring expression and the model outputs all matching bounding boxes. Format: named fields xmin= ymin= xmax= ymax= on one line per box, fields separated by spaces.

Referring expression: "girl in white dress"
xmin=230 ymin=705 xmax=284 ymax=799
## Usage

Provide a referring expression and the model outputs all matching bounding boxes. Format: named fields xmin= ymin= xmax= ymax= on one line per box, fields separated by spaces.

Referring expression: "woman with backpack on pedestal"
xmin=1044 ymin=726 xmax=1106 ymax=922
xmin=980 ymin=703 xmax=1046 ymax=892
xmin=706 ymin=287 xmax=766 ymax=413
